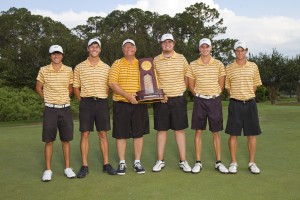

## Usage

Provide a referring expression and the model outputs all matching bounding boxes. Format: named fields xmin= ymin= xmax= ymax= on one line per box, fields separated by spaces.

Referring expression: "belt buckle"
xmin=212 ymin=95 xmax=216 ymax=99
xmin=92 ymin=97 xmax=97 ymax=100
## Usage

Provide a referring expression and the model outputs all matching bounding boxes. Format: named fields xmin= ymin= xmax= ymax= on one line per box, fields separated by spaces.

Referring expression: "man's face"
xmin=122 ymin=43 xmax=136 ymax=57
xmin=50 ymin=52 xmax=63 ymax=64
xmin=234 ymin=47 xmax=248 ymax=60
xmin=199 ymin=44 xmax=212 ymax=56
xmin=87 ymin=43 xmax=101 ymax=57
xmin=161 ymin=40 xmax=174 ymax=52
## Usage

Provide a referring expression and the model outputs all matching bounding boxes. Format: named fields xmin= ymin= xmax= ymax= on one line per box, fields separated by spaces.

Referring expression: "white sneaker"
xmin=228 ymin=162 xmax=238 ymax=174
xmin=192 ymin=162 xmax=202 ymax=173
xmin=42 ymin=170 xmax=52 ymax=182
xmin=215 ymin=162 xmax=229 ymax=174
xmin=64 ymin=168 xmax=76 ymax=178
xmin=179 ymin=160 xmax=192 ymax=172
xmin=249 ymin=163 xmax=260 ymax=174
xmin=152 ymin=160 xmax=165 ymax=172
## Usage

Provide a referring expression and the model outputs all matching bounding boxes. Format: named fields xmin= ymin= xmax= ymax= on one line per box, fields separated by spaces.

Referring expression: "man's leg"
xmin=62 ymin=141 xmax=76 ymax=178
xmin=157 ymin=131 xmax=168 ymax=160
xmin=174 ymin=130 xmax=186 ymax=161
xmin=80 ymin=131 xmax=90 ymax=166
xmin=98 ymin=131 xmax=109 ymax=165
xmin=212 ymin=132 xmax=221 ymax=161
xmin=77 ymin=132 xmax=90 ymax=178
xmin=45 ymin=142 xmax=53 ymax=170
xmin=116 ymin=139 xmax=126 ymax=161
xmin=194 ymin=130 xmax=203 ymax=161
xmin=247 ymin=135 xmax=256 ymax=163
xmin=61 ymin=141 xmax=70 ymax=168
xmin=133 ymin=137 xmax=143 ymax=161
xmin=228 ymin=135 xmax=238 ymax=163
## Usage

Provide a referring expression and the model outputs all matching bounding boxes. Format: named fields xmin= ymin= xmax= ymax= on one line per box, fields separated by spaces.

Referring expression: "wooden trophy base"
xmin=136 ymin=89 xmax=164 ymax=103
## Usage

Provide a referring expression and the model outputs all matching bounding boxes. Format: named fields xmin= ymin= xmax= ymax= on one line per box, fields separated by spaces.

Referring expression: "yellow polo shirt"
xmin=187 ymin=57 xmax=225 ymax=95
xmin=109 ymin=57 xmax=140 ymax=102
xmin=73 ymin=59 xmax=110 ymax=98
xmin=36 ymin=63 xmax=73 ymax=104
xmin=225 ymin=60 xmax=262 ymax=100
xmin=154 ymin=51 xmax=189 ymax=97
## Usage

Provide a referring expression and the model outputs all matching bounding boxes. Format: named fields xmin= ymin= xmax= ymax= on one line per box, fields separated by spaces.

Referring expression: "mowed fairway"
xmin=0 ymin=102 xmax=299 ymax=200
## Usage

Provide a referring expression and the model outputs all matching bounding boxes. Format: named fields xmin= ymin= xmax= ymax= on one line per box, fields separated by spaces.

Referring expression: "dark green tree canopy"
xmin=1 ymin=3 xmax=299 ymax=101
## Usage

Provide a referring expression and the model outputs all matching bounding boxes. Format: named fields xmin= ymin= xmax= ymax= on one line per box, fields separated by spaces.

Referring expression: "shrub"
xmin=255 ymin=85 xmax=268 ymax=102
xmin=0 ymin=87 xmax=44 ymax=121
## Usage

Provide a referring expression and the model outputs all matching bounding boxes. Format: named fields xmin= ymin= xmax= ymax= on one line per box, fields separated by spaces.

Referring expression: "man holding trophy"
xmin=109 ymin=39 xmax=150 ymax=175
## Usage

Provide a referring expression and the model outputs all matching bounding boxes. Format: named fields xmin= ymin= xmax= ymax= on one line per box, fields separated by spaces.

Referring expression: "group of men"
xmin=36 ymin=33 xmax=262 ymax=182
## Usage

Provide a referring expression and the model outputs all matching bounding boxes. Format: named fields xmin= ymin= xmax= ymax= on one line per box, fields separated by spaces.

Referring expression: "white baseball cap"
xmin=199 ymin=38 xmax=211 ymax=47
xmin=122 ymin=39 xmax=136 ymax=47
xmin=161 ymin=33 xmax=174 ymax=42
xmin=49 ymin=45 xmax=63 ymax=54
xmin=88 ymin=38 xmax=101 ymax=47
xmin=234 ymin=41 xmax=247 ymax=50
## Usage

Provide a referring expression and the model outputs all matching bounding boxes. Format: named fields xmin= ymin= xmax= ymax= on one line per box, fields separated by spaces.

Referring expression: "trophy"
xmin=136 ymin=58 xmax=164 ymax=103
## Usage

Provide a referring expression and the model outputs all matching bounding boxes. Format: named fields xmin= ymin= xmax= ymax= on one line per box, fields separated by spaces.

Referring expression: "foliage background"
xmin=0 ymin=3 xmax=299 ymax=122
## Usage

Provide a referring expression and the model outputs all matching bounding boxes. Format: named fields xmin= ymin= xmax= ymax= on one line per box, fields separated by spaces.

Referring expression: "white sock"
xmin=119 ymin=160 xmax=125 ymax=164
xmin=134 ymin=160 xmax=140 ymax=164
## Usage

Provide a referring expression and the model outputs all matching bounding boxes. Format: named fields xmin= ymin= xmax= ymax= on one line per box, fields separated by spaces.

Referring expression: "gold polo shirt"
xmin=225 ymin=60 xmax=262 ymax=100
xmin=154 ymin=51 xmax=189 ymax=97
xmin=187 ymin=57 xmax=225 ymax=95
xmin=73 ymin=59 xmax=110 ymax=98
xmin=109 ymin=57 xmax=140 ymax=102
xmin=36 ymin=63 xmax=73 ymax=104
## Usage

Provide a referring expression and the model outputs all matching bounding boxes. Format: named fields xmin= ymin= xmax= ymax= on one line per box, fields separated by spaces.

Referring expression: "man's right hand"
xmin=126 ymin=93 xmax=138 ymax=104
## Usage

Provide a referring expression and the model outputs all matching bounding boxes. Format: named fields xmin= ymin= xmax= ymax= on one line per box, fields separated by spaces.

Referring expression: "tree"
xmin=0 ymin=8 xmax=84 ymax=88
xmin=72 ymin=3 xmax=235 ymax=64
xmin=252 ymin=49 xmax=287 ymax=104
xmin=284 ymin=56 xmax=300 ymax=102
xmin=172 ymin=3 xmax=235 ymax=62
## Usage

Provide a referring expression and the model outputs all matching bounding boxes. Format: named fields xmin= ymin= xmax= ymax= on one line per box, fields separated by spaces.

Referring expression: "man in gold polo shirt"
xmin=109 ymin=39 xmax=149 ymax=175
xmin=225 ymin=41 xmax=262 ymax=174
xmin=36 ymin=45 xmax=76 ymax=182
xmin=73 ymin=38 xmax=116 ymax=178
xmin=152 ymin=33 xmax=192 ymax=173
xmin=187 ymin=38 xmax=229 ymax=174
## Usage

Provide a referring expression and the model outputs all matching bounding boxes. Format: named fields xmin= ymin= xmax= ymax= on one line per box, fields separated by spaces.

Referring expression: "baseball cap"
xmin=199 ymin=38 xmax=211 ymax=47
xmin=234 ymin=41 xmax=247 ymax=50
xmin=88 ymin=38 xmax=101 ymax=47
xmin=49 ymin=45 xmax=63 ymax=54
xmin=161 ymin=33 xmax=174 ymax=42
xmin=122 ymin=39 xmax=136 ymax=47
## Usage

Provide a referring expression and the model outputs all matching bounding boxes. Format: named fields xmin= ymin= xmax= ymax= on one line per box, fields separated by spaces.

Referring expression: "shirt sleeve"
xmin=186 ymin=65 xmax=195 ymax=79
xmin=225 ymin=67 xmax=230 ymax=89
xmin=183 ymin=57 xmax=189 ymax=76
xmin=36 ymin=68 xmax=44 ymax=83
xmin=253 ymin=65 xmax=262 ymax=86
xmin=73 ymin=66 xmax=81 ymax=88
xmin=69 ymin=68 xmax=74 ymax=85
xmin=219 ymin=62 xmax=226 ymax=77
xmin=108 ymin=60 xmax=120 ymax=84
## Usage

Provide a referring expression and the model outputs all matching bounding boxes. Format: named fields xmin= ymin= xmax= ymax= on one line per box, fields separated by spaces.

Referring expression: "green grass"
xmin=0 ymin=102 xmax=300 ymax=200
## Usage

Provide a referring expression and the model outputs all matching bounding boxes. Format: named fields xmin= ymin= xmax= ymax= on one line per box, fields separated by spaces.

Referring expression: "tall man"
xmin=225 ymin=41 xmax=262 ymax=174
xmin=187 ymin=38 xmax=229 ymax=174
xmin=36 ymin=45 xmax=76 ymax=182
xmin=109 ymin=39 xmax=149 ymax=175
xmin=74 ymin=38 xmax=116 ymax=178
xmin=152 ymin=33 xmax=191 ymax=173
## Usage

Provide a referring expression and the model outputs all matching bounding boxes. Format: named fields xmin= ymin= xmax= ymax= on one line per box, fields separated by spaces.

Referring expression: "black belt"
xmin=230 ymin=98 xmax=254 ymax=103
xmin=82 ymin=97 xmax=104 ymax=100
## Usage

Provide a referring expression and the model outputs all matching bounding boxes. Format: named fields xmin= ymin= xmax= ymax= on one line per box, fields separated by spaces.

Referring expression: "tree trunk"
xmin=268 ymin=86 xmax=277 ymax=105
